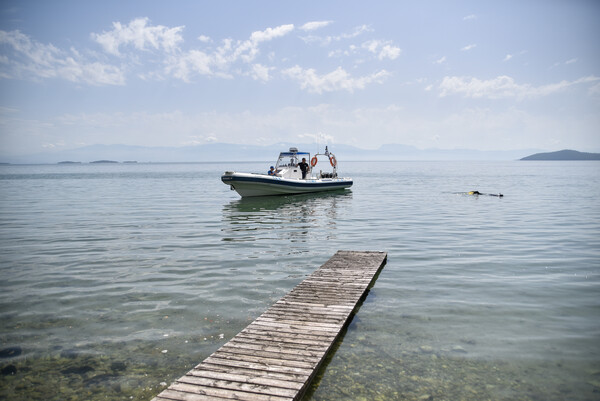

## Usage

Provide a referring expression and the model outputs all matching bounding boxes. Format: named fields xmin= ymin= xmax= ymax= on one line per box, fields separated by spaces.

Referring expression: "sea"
xmin=0 ymin=160 xmax=599 ymax=401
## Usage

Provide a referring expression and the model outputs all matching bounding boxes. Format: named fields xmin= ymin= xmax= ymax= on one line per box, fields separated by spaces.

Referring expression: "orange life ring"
xmin=311 ymin=156 xmax=318 ymax=167
xmin=329 ymin=156 xmax=337 ymax=167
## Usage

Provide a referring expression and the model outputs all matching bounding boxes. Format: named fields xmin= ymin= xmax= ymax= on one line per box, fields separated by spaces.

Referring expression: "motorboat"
xmin=221 ymin=147 xmax=353 ymax=197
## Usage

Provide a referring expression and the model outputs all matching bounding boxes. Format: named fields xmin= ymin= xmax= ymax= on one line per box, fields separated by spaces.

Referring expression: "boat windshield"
xmin=275 ymin=151 xmax=310 ymax=169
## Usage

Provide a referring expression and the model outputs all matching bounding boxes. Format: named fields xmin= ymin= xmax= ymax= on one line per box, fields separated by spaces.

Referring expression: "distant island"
xmin=58 ymin=161 xmax=82 ymax=164
xmin=5 ymin=142 xmax=599 ymax=164
xmin=521 ymin=149 xmax=600 ymax=161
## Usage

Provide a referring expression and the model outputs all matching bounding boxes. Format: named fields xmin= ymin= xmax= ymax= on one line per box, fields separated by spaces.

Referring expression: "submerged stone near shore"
xmin=0 ymin=347 xmax=22 ymax=358
xmin=1 ymin=365 xmax=17 ymax=375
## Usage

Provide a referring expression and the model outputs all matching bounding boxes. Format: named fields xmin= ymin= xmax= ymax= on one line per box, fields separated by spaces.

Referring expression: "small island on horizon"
xmin=90 ymin=160 xmax=119 ymax=164
xmin=521 ymin=149 xmax=600 ymax=161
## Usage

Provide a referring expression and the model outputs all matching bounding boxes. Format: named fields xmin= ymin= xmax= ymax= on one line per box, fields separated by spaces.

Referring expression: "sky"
xmin=0 ymin=0 xmax=599 ymax=159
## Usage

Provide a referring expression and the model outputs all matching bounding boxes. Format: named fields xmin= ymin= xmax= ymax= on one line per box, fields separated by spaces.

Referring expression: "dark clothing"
xmin=298 ymin=161 xmax=309 ymax=179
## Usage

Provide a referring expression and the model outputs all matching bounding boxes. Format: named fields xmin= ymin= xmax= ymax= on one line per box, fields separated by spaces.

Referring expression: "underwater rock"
xmin=588 ymin=380 xmax=600 ymax=389
xmin=1 ymin=364 xmax=17 ymax=375
xmin=419 ymin=345 xmax=434 ymax=353
xmin=60 ymin=349 xmax=80 ymax=359
xmin=0 ymin=346 xmax=22 ymax=358
xmin=111 ymin=361 xmax=126 ymax=372
xmin=61 ymin=365 xmax=94 ymax=375
xmin=452 ymin=345 xmax=468 ymax=353
xmin=84 ymin=373 xmax=118 ymax=385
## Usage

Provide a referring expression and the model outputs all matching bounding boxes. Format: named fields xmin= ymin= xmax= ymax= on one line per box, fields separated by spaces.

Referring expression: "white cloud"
xmin=328 ymin=39 xmax=400 ymax=61
xmin=503 ymin=54 xmax=513 ymax=62
xmin=362 ymin=40 xmax=401 ymax=60
xmin=164 ymin=23 xmax=396 ymax=86
xmin=250 ymin=63 xmax=270 ymax=82
xmin=0 ymin=29 xmax=125 ymax=85
xmin=461 ymin=44 xmax=477 ymax=51
xmin=91 ymin=17 xmax=184 ymax=56
xmin=336 ymin=24 xmax=371 ymax=41
xmin=300 ymin=24 xmax=371 ymax=45
xmin=165 ymin=50 xmax=218 ymax=82
xmin=183 ymin=133 xmax=218 ymax=146
xmin=439 ymin=75 xmax=600 ymax=99
xmin=379 ymin=44 xmax=401 ymax=60
xmin=300 ymin=21 xmax=333 ymax=31
xmin=298 ymin=131 xmax=335 ymax=143
xmin=249 ymin=24 xmax=294 ymax=43
xmin=565 ymin=58 xmax=578 ymax=64
xmin=282 ymin=66 xmax=390 ymax=94
xmin=434 ymin=56 xmax=446 ymax=64
xmin=0 ymin=106 xmax=19 ymax=115
xmin=463 ymin=14 xmax=477 ymax=21
xmin=164 ymin=24 xmax=294 ymax=81
xmin=0 ymin=20 xmax=398 ymax=91
xmin=228 ymin=24 xmax=294 ymax=64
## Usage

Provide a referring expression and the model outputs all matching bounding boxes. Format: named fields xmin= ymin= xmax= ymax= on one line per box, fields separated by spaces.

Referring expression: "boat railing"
xmin=318 ymin=171 xmax=337 ymax=179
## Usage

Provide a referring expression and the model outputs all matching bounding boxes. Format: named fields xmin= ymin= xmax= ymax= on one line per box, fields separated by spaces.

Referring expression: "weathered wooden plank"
xmin=236 ymin=330 xmax=333 ymax=344
xmin=166 ymin=382 xmax=292 ymax=401
xmin=274 ymin=300 xmax=355 ymax=310
xmin=292 ymin=282 xmax=370 ymax=290
xmin=210 ymin=350 xmax=316 ymax=370
xmin=216 ymin=346 xmax=322 ymax=365
xmin=188 ymin=368 xmax=305 ymax=390
xmin=196 ymin=363 xmax=307 ymax=384
xmin=222 ymin=340 xmax=323 ymax=359
xmin=151 ymin=251 xmax=387 ymax=401
xmin=230 ymin=337 xmax=330 ymax=354
xmin=153 ymin=389 xmax=233 ymax=401
xmin=196 ymin=363 xmax=307 ymax=383
xmin=254 ymin=316 xmax=343 ymax=329
xmin=266 ymin=305 xmax=350 ymax=318
xmin=202 ymin=356 xmax=314 ymax=376
xmin=245 ymin=322 xmax=340 ymax=337
xmin=260 ymin=307 xmax=348 ymax=318
xmin=283 ymin=294 xmax=360 ymax=304
xmin=177 ymin=375 xmax=299 ymax=398
xmin=258 ymin=312 xmax=347 ymax=325
xmin=237 ymin=328 xmax=336 ymax=344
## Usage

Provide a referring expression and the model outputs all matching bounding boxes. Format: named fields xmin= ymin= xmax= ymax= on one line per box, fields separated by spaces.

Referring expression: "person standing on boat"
xmin=299 ymin=158 xmax=309 ymax=179
xmin=268 ymin=166 xmax=276 ymax=175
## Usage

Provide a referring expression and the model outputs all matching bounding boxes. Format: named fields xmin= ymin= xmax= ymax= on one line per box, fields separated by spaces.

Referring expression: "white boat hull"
xmin=222 ymin=172 xmax=353 ymax=197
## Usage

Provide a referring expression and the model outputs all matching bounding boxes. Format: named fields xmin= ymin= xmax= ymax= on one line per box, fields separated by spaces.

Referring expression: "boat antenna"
xmin=316 ymin=132 xmax=327 ymax=154
xmin=315 ymin=134 xmax=319 ymax=155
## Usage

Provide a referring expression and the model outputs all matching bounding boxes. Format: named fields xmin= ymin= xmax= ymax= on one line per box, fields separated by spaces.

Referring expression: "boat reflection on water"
xmin=221 ymin=190 xmax=352 ymax=245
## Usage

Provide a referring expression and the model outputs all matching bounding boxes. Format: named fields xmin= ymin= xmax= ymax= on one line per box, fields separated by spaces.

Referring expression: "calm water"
xmin=0 ymin=161 xmax=599 ymax=401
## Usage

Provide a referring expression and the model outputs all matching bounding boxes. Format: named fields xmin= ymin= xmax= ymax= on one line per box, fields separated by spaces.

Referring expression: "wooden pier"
xmin=152 ymin=250 xmax=387 ymax=401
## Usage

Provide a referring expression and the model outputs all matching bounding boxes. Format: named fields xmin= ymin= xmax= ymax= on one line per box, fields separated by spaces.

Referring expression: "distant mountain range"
xmin=0 ymin=142 xmax=561 ymax=164
xmin=520 ymin=149 xmax=600 ymax=161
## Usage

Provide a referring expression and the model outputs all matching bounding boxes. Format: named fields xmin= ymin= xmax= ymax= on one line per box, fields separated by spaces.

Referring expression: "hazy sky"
xmin=1 ymin=0 xmax=599 ymax=157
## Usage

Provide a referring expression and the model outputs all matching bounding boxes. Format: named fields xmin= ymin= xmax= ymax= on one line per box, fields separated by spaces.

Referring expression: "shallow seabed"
xmin=0 ymin=161 xmax=599 ymax=400
xmin=304 ymin=301 xmax=600 ymax=401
